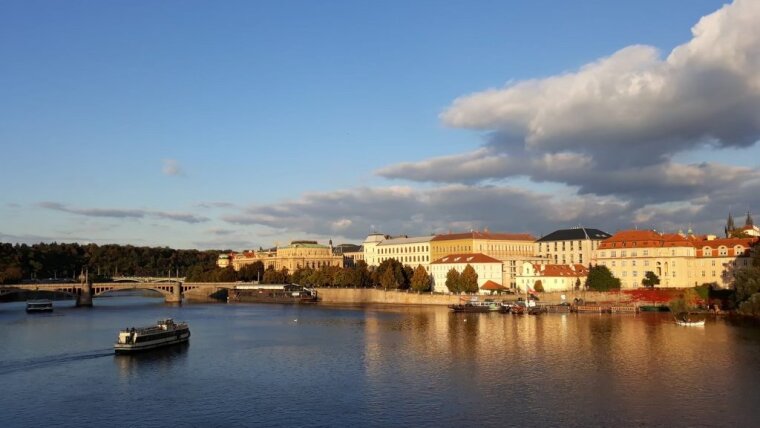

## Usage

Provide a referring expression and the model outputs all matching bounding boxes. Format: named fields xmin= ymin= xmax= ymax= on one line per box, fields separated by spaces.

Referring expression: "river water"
xmin=1 ymin=296 xmax=759 ymax=427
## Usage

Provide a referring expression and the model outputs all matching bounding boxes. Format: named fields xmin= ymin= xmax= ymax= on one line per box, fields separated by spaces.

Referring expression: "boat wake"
xmin=0 ymin=349 xmax=113 ymax=376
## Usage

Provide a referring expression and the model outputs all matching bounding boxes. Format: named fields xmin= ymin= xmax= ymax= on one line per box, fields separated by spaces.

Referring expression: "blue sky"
xmin=2 ymin=0 xmax=758 ymax=249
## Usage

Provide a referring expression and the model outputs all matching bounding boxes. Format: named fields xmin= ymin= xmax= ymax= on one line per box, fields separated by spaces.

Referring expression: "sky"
xmin=1 ymin=0 xmax=759 ymax=250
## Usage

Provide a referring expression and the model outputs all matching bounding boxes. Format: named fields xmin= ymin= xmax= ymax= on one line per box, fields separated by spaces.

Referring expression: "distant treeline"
xmin=186 ymin=258 xmax=434 ymax=292
xmin=0 ymin=242 xmax=222 ymax=284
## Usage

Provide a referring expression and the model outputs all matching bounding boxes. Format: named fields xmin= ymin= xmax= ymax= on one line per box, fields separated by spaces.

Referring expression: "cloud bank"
xmin=39 ymin=202 xmax=209 ymax=224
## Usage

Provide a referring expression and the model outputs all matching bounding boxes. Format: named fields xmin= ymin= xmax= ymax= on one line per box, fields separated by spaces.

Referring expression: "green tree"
xmin=445 ymin=268 xmax=461 ymax=293
xmin=534 ymin=280 xmax=544 ymax=293
xmin=216 ymin=266 xmax=238 ymax=282
xmin=376 ymin=259 xmax=405 ymax=289
xmin=410 ymin=265 xmax=432 ymax=292
xmin=460 ymin=264 xmax=479 ymax=293
xmin=733 ymin=265 xmax=760 ymax=304
xmin=401 ymin=265 xmax=414 ymax=290
xmin=641 ymin=271 xmax=660 ymax=288
xmin=238 ymin=261 xmax=264 ymax=282
xmin=585 ymin=265 xmax=621 ymax=291
xmin=574 ymin=277 xmax=581 ymax=290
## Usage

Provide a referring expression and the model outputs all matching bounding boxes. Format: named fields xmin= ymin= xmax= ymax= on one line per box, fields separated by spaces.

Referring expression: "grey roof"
xmin=377 ymin=235 xmax=433 ymax=246
xmin=536 ymin=228 xmax=612 ymax=242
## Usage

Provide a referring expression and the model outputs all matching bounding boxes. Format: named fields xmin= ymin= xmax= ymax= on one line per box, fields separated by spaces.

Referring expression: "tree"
xmin=460 ymin=264 xmax=479 ymax=293
xmin=641 ymin=271 xmax=660 ymax=288
xmin=445 ymin=268 xmax=461 ymax=293
xmin=401 ymin=265 xmax=414 ymax=290
xmin=376 ymin=259 xmax=405 ymax=289
xmin=380 ymin=267 xmax=398 ymax=290
xmin=534 ymin=280 xmax=544 ymax=293
xmin=218 ymin=266 xmax=239 ymax=282
xmin=574 ymin=277 xmax=581 ymax=290
xmin=410 ymin=265 xmax=432 ymax=292
xmin=585 ymin=265 xmax=621 ymax=291
xmin=238 ymin=261 xmax=264 ymax=282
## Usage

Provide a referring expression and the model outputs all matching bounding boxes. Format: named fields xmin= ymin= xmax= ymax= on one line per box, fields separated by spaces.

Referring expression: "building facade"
xmin=535 ymin=227 xmax=611 ymax=266
xmin=596 ymin=230 xmax=758 ymax=289
xmin=596 ymin=230 xmax=697 ymax=288
xmin=362 ymin=233 xmax=390 ymax=267
xmin=429 ymin=253 xmax=505 ymax=294
xmin=516 ymin=262 xmax=588 ymax=293
xmin=374 ymin=235 xmax=433 ymax=270
xmin=694 ymin=237 xmax=758 ymax=287
xmin=218 ymin=241 xmax=343 ymax=272
xmin=430 ymin=231 xmax=539 ymax=289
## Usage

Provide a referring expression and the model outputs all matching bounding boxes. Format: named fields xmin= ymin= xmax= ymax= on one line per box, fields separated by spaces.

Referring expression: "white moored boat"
xmin=114 ymin=319 xmax=190 ymax=354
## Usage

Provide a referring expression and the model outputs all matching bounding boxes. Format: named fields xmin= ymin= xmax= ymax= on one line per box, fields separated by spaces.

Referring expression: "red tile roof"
xmin=431 ymin=253 xmax=502 ymax=264
xmin=695 ymin=237 xmax=758 ymax=257
xmin=480 ymin=280 xmax=506 ymax=291
xmin=431 ymin=231 xmax=535 ymax=242
xmin=531 ymin=263 xmax=588 ymax=277
xmin=598 ymin=230 xmax=694 ymax=249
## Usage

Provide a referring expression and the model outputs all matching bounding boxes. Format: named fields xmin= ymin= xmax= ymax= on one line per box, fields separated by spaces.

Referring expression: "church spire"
xmin=746 ymin=211 xmax=754 ymax=228
xmin=725 ymin=211 xmax=735 ymax=238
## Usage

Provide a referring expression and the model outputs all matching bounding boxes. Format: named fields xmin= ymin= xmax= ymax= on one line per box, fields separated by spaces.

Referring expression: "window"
xmin=621 ymin=250 xmax=627 ymax=257
xmin=644 ymin=260 xmax=650 ymax=266
xmin=632 ymin=260 xmax=637 ymax=267
xmin=643 ymin=250 xmax=649 ymax=256
xmin=611 ymin=251 xmax=616 ymax=257
xmin=632 ymin=271 xmax=638 ymax=277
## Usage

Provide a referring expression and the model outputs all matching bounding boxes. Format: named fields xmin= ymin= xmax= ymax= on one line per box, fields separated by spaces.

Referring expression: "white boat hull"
xmin=676 ymin=320 xmax=705 ymax=326
xmin=114 ymin=332 xmax=190 ymax=353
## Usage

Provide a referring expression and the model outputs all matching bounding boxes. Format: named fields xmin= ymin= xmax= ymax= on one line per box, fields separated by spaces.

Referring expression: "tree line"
xmin=0 ymin=242 xmax=221 ymax=284
xmin=187 ymin=258 xmax=438 ymax=292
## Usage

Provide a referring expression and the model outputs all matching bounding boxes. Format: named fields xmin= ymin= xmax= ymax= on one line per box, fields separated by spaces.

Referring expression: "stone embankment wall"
xmin=316 ymin=288 xmax=634 ymax=306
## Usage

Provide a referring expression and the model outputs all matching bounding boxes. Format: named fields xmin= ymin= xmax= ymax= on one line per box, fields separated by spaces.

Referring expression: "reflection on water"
xmin=114 ymin=342 xmax=190 ymax=378
xmin=1 ymin=298 xmax=760 ymax=427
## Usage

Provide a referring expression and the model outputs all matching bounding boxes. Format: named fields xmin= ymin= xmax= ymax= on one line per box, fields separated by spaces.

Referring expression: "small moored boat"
xmin=674 ymin=312 xmax=706 ymax=326
xmin=26 ymin=299 xmax=53 ymax=313
xmin=114 ymin=319 xmax=190 ymax=354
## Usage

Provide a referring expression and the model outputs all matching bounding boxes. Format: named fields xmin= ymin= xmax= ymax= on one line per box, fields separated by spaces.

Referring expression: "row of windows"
xmin=377 ymin=245 xmax=429 ymax=255
xmin=378 ymin=255 xmax=430 ymax=264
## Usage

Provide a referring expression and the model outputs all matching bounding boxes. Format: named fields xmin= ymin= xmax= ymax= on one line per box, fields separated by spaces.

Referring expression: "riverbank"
xmin=316 ymin=288 xmax=628 ymax=306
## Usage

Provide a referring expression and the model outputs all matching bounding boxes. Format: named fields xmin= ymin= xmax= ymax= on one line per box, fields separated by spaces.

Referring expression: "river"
xmin=1 ymin=296 xmax=759 ymax=427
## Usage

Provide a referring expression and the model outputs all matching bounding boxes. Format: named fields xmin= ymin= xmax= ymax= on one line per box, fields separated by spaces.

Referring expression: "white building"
xmin=535 ymin=227 xmax=611 ymax=266
xmin=430 ymin=253 xmax=505 ymax=294
xmin=375 ymin=235 xmax=433 ymax=270
xmin=362 ymin=233 xmax=389 ymax=267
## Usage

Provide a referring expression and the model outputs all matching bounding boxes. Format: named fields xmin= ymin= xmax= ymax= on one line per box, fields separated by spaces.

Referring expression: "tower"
xmin=746 ymin=211 xmax=754 ymax=228
xmin=725 ymin=212 xmax=736 ymax=238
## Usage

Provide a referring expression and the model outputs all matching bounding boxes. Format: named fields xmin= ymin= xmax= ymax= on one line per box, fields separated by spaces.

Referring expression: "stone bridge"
xmin=0 ymin=282 xmax=232 ymax=306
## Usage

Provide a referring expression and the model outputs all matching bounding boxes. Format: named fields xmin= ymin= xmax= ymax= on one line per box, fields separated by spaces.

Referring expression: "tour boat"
xmin=227 ymin=284 xmax=319 ymax=304
xmin=26 ymin=299 xmax=53 ymax=313
xmin=114 ymin=319 xmax=190 ymax=354
xmin=449 ymin=298 xmax=500 ymax=313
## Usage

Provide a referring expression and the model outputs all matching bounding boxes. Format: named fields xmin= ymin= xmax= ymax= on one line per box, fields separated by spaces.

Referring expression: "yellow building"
xmin=430 ymin=231 xmax=539 ymax=288
xmin=596 ymin=230 xmax=759 ymax=289
xmin=596 ymin=230 xmax=696 ymax=289
xmin=694 ymin=237 xmax=758 ymax=288
xmin=219 ymin=241 xmax=343 ymax=272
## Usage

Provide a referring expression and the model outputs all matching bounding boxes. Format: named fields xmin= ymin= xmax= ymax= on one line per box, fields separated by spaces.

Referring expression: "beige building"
xmin=430 ymin=253 xmax=505 ymax=294
xmin=374 ymin=235 xmax=433 ymax=270
xmin=694 ymin=237 xmax=758 ymax=288
xmin=535 ymin=227 xmax=611 ymax=266
xmin=596 ymin=230 xmax=759 ymax=289
xmin=516 ymin=262 xmax=588 ymax=293
xmin=596 ymin=230 xmax=697 ymax=289
xmin=430 ymin=231 xmax=540 ymax=289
